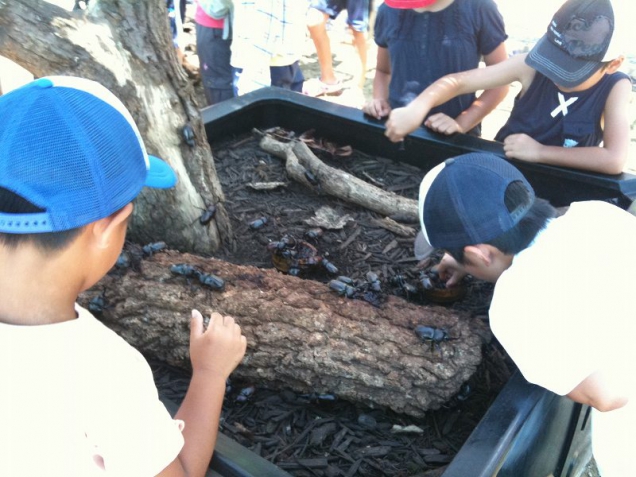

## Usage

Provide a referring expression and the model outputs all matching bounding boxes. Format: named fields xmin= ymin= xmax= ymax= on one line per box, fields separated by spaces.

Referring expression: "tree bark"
xmin=79 ymin=250 xmax=491 ymax=417
xmin=0 ymin=0 xmax=229 ymax=253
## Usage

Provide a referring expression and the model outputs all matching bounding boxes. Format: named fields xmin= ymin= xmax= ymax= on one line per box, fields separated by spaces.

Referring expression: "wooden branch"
xmin=260 ymin=136 xmax=419 ymax=222
xmin=79 ymin=251 xmax=491 ymax=417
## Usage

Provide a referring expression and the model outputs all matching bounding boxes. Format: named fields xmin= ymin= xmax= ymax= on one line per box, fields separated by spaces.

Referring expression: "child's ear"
xmin=604 ymin=55 xmax=625 ymax=74
xmin=91 ymin=203 xmax=133 ymax=249
xmin=463 ymin=244 xmax=493 ymax=266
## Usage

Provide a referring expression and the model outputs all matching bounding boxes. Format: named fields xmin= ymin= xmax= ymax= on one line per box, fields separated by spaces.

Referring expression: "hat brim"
xmin=384 ymin=0 xmax=438 ymax=8
xmin=414 ymin=230 xmax=435 ymax=260
xmin=146 ymin=155 xmax=177 ymax=189
xmin=525 ymin=35 xmax=603 ymax=89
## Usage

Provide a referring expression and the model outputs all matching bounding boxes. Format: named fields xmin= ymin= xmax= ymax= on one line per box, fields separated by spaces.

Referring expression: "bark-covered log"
xmin=0 ymin=0 xmax=230 ymax=253
xmin=260 ymin=136 xmax=419 ymax=222
xmin=79 ymin=250 xmax=491 ymax=417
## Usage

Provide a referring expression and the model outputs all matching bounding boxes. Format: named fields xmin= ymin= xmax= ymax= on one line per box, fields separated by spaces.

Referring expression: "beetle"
xmin=170 ymin=263 xmax=200 ymax=278
xmin=321 ymin=258 xmax=338 ymax=274
xmin=249 ymin=217 xmax=268 ymax=230
xmin=304 ymin=228 xmax=323 ymax=240
xmin=366 ymin=271 xmax=382 ymax=292
xmin=142 ymin=241 xmax=167 ymax=257
xmin=115 ymin=251 xmax=131 ymax=269
xmin=329 ymin=279 xmax=357 ymax=298
xmin=235 ymin=385 xmax=255 ymax=403
xmin=304 ymin=170 xmax=319 ymax=186
xmin=182 ymin=123 xmax=195 ymax=147
xmin=88 ymin=293 xmax=107 ymax=316
xmin=198 ymin=272 xmax=225 ymax=291
xmin=199 ymin=205 xmax=217 ymax=225
xmin=391 ymin=274 xmax=419 ymax=299
xmin=415 ymin=325 xmax=454 ymax=353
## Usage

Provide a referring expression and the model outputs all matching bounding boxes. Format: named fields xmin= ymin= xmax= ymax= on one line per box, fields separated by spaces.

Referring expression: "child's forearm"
xmin=372 ymin=70 xmax=390 ymax=103
xmin=455 ymin=84 xmax=509 ymax=135
xmin=525 ymin=143 xmax=626 ymax=175
xmin=174 ymin=371 xmax=227 ymax=477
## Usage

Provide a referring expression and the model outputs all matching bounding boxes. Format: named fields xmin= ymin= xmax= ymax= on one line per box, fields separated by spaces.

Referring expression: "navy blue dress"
xmin=374 ymin=0 xmax=507 ymax=136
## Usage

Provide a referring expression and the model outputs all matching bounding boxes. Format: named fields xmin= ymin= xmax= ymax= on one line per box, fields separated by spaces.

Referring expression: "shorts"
xmin=232 ymin=61 xmax=305 ymax=95
xmin=310 ymin=0 xmax=371 ymax=32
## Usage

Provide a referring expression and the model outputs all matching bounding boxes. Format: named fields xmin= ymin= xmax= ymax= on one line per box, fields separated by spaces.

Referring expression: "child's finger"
xmin=190 ymin=309 xmax=204 ymax=338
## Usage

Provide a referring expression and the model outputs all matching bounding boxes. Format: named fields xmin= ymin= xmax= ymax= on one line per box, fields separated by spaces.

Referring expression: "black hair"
xmin=0 ymin=187 xmax=83 ymax=252
xmin=446 ymin=181 xmax=557 ymax=263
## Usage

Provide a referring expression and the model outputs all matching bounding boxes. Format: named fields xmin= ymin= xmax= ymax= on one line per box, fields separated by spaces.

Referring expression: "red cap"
xmin=384 ymin=0 xmax=439 ymax=8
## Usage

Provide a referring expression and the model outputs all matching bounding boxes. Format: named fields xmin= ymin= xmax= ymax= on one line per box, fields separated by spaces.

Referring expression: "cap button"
xmin=444 ymin=158 xmax=456 ymax=166
xmin=31 ymin=78 xmax=54 ymax=89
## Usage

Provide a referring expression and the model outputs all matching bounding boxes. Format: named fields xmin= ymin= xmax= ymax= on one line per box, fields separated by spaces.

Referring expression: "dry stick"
xmin=260 ymin=136 xmax=419 ymax=222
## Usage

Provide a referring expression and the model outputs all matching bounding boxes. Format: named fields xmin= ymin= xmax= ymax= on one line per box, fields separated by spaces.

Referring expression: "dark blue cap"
xmin=417 ymin=153 xmax=535 ymax=254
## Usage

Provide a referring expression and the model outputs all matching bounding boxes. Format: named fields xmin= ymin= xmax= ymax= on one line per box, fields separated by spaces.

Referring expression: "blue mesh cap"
xmin=0 ymin=76 xmax=177 ymax=234
xmin=417 ymin=153 xmax=535 ymax=253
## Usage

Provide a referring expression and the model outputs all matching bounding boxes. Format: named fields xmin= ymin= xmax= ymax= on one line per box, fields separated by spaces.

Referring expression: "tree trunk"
xmin=79 ymin=250 xmax=491 ymax=417
xmin=0 ymin=0 xmax=229 ymax=253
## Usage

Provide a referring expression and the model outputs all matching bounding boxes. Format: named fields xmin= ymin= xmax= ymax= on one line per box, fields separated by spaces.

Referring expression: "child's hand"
xmin=189 ymin=310 xmax=247 ymax=380
xmin=385 ymin=104 xmax=425 ymax=143
xmin=434 ymin=253 xmax=468 ymax=287
xmin=503 ymin=134 xmax=544 ymax=162
xmin=362 ymin=99 xmax=391 ymax=120
xmin=424 ymin=113 xmax=463 ymax=135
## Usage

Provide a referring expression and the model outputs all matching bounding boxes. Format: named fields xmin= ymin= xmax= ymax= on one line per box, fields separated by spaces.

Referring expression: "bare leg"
xmin=351 ymin=28 xmax=368 ymax=89
xmin=307 ymin=10 xmax=338 ymax=85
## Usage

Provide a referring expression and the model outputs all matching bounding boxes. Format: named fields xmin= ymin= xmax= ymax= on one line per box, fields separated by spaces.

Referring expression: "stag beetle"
xmin=415 ymin=325 xmax=455 ymax=353
xmin=390 ymin=274 xmax=419 ymax=299
xmin=170 ymin=263 xmax=200 ymax=278
xmin=199 ymin=205 xmax=217 ymax=225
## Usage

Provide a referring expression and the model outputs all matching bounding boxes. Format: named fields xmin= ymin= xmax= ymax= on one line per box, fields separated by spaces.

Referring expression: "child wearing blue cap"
xmin=0 ymin=76 xmax=247 ymax=476
xmin=417 ymin=152 xmax=636 ymax=476
xmin=385 ymin=0 xmax=631 ymax=175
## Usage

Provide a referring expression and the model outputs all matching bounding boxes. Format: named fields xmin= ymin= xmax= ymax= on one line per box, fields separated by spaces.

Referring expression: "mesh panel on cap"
xmin=0 ymin=84 xmax=147 ymax=232
xmin=423 ymin=154 xmax=534 ymax=249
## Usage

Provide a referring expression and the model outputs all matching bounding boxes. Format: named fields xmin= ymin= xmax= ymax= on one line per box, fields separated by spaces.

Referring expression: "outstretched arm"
xmin=502 ymin=76 xmax=631 ymax=174
xmin=385 ymin=53 xmax=529 ymax=142
xmin=425 ymin=43 xmax=510 ymax=135
xmin=159 ymin=310 xmax=247 ymax=477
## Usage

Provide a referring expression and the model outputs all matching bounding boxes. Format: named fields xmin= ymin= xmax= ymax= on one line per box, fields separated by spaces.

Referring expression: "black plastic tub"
xmin=203 ymin=88 xmax=636 ymax=210
xmin=199 ymin=87 xmax=616 ymax=477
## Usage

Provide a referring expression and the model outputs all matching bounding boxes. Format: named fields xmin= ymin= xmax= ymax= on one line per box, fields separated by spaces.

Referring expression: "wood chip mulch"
xmin=150 ymin=129 xmax=517 ymax=476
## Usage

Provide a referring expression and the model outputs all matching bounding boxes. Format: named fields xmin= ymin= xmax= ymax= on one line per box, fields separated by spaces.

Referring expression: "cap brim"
xmin=526 ymin=36 xmax=603 ymax=89
xmin=414 ymin=230 xmax=435 ymax=260
xmin=146 ymin=155 xmax=177 ymax=189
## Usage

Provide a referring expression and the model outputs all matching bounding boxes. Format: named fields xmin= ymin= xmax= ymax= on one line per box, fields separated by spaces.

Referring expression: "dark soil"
xmin=150 ymin=129 xmax=517 ymax=476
